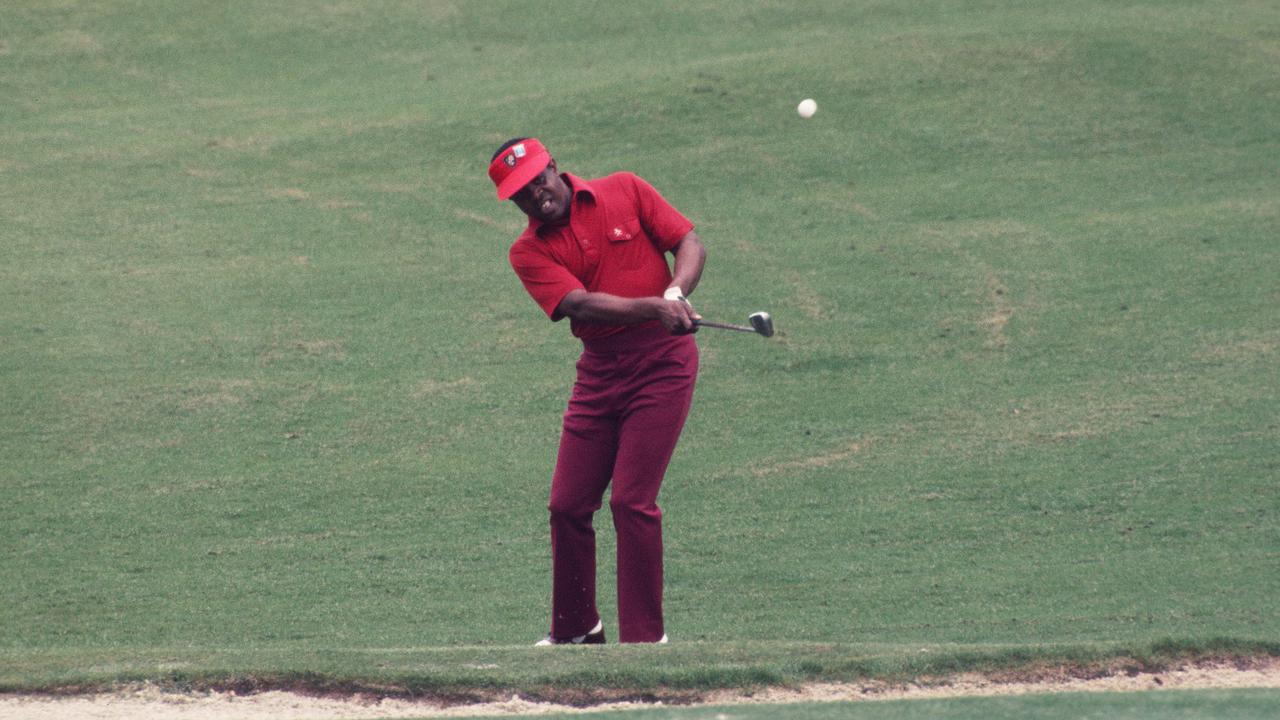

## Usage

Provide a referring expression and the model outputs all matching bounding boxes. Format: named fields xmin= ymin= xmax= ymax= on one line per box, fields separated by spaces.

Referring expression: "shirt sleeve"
xmin=625 ymin=173 xmax=695 ymax=252
xmin=509 ymin=241 xmax=585 ymax=321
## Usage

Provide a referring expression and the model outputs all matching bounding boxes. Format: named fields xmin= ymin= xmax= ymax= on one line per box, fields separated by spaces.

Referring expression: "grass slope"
xmin=2 ymin=0 xmax=1278 ymax=693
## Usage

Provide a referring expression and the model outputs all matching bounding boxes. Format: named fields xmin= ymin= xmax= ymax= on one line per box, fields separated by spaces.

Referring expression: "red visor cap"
xmin=488 ymin=139 xmax=552 ymax=200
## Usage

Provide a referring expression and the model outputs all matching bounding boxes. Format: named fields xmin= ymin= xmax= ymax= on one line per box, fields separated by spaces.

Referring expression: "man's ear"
xmin=547 ymin=159 xmax=558 ymax=173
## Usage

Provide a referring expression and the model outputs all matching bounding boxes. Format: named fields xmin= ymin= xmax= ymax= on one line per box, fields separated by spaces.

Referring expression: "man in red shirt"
xmin=489 ymin=138 xmax=706 ymax=645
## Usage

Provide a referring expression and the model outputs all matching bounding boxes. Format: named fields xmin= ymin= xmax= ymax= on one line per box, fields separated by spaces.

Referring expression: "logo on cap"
xmin=503 ymin=154 xmax=516 ymax=167
xmin=512 ymin=143 xmax=527 ymax=158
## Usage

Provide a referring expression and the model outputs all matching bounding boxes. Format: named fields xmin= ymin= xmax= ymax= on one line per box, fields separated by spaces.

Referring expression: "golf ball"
xmin=797 ymin=98 xmax=817 ymax=118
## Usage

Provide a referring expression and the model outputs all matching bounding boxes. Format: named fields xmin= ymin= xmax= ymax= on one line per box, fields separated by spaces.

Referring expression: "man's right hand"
xmin=656 ymin=297 xmax=701 ymax=335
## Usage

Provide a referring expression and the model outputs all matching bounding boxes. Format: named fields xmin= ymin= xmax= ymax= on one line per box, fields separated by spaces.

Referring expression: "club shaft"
xmin=695 ymin=320 xmax=757 ymax=333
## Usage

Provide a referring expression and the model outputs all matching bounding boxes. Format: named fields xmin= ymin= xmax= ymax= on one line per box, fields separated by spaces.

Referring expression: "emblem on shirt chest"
xmin=611 ymin=226 xmax=633 ymax=241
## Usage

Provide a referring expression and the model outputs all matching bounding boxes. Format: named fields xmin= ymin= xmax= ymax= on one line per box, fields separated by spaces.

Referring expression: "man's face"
xmin=510 ymin=161 xmax=572 ymax=224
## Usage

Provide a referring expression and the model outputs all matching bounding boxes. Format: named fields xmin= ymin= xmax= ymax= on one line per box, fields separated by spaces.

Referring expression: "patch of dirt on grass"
xmin=48 ymin=30 xmax=102 ymax=54
xmin=178 ymin=379 xmax=253 ymax=411
xmin=267 ymin=188 xmax=311 ymax=202
xmin=4 ymin=658 xmax=1277 ymax=719
xmin=453 ymin=208 xmax=519 ymax=231
xmin=982 ymin=275 xmax=1013 ymax=349
xmin=258 ymin=339 xmax=347 ymax=365
xmin=750 ymin=437 xmax=875 ymax=477
xmin=411 ymin=377 xmax=477 ymax=399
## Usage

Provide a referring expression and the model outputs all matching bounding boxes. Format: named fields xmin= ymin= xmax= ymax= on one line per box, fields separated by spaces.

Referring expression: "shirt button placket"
xmin=571 ymin=216 xmax=599 ymax=269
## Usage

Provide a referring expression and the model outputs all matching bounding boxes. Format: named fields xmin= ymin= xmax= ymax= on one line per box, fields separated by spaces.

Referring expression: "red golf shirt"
xmin=509 ymin=172 xmax=695 ymax=341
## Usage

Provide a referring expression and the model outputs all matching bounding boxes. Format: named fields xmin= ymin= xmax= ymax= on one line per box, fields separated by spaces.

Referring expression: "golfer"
xmin=488 ymin=138 xmax=706 ymax=644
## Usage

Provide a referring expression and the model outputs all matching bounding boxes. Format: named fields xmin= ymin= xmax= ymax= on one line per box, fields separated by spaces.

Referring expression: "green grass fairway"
xmin=2 ymin=0 xmax=1278 ymax=699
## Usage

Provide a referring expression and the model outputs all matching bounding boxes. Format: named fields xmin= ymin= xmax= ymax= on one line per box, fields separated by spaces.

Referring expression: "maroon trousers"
xmin=548 ymin=324 xmax=699 ymax=643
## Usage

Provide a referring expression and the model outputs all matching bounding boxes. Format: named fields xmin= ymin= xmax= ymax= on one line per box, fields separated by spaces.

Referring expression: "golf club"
xmin=695 ymin=312 xmax=774 ymax=337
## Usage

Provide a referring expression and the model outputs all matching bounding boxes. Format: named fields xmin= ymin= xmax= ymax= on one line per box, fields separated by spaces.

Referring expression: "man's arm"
xmin=557 ymin=290 xmax=699 ymax=333
xmin=666 ymin=230 xmax=706 ymax=299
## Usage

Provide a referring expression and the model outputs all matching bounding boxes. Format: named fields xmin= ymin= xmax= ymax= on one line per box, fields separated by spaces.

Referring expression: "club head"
xmin=749 ymin=312 xmax=774 ymax=337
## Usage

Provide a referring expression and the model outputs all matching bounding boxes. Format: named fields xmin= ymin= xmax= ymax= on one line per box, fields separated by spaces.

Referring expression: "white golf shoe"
xmin=535 ymin=620 xmax=605 ymax=646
